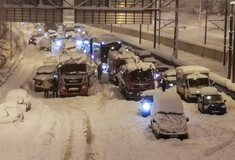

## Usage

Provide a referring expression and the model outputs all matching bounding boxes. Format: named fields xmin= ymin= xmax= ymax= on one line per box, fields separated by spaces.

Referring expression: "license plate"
xmin=212 ymin=110 xmax=220 ymax=113
xmin=69 ymin=88 xmax=79 ymax=91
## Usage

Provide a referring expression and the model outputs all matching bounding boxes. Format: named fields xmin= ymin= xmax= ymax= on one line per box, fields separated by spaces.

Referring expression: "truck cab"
xmin=117 ymin=62 xmax=156 ymax=100
xmin=56 ymin=53 xmax=96 ymax=97
xmin=108 ymin=49 xmax=140 ymax=85
xmin=176 ymin=66 xmax=210 ymax=102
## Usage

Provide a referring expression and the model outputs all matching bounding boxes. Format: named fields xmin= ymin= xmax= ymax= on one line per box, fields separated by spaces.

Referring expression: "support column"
xmin=228 ymin=4 xmax=233 ymax=80
xmin=139 ymin=24 xmax=142 ymax=44
xmin=173 ymin=0 xmax=179 ymax=59
xmin=223 ymin=0 xmax=228 ymax=66
xmin=204 ymin=0 xmax=208 ymax=45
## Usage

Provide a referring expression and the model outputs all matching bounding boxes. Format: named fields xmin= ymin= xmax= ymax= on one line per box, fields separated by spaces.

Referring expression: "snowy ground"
xmin=0 ymin=19 xmax=235 ymax=160
xmin=0 ymin=43 xmax=235 ymax=160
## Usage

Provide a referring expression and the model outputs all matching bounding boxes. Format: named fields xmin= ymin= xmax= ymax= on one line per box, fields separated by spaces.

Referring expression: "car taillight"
xmin=34 ymin=40 xmax=36 ymax=42
xmin=81 ymin=83 xmax=88 ymax=90
xmin=30 ymin=40 xmax=32 ymax=41
xmin=60 ymin=83 xmax=67 ymax=93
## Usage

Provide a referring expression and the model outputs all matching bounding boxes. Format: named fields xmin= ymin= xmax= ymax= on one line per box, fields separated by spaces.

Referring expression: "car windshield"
xmin=204 ymin=95 xmax=223 ymax=103
xmin=188 ymin=78 xmax=209 ymax=87
xmin=60 ymin=64 xmax=87 ymax=75
xmin=129 ymin=69 xmax=154 ymax=82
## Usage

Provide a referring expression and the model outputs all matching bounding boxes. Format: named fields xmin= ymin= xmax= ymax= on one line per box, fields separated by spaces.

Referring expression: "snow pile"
xmin=143 ymin=57 xmax=157 ymax=63
xmin=121 ymin=61 xmax=156 ymax=72
xmin=154 ymin=91 xmax=184 ymax=114
xmin=209 ymin=72 xmax=235 ymax=92
xmin=0 ymin=40 xmax=10 ymax=68
xmin=209 ymin=72 xmax=230 ymax=87
xmin=0 ymin=89 xmax=31 ymax=124
xmin=200 ymin=87 xmax=218 ymax=95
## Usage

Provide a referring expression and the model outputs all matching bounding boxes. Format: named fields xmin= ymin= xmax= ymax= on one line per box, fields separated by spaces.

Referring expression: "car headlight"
xmin=169 ymin=83 xmax=174 ymax=87
xmin=142 ymin=103 xmax=151 ymax=112
xmin=76 ymin=40 xmax=82 ymax=46
xmin=196 ymin=90 xmax=200 ymax=94
xmin=56 ymin=40 xmax=62 ymax=46
xmin=221 ymin=105 xmax=226 ymax=108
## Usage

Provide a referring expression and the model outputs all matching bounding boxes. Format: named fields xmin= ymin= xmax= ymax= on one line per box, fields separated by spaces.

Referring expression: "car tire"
xmin=155 ymin=132 xmax=162 ymax=139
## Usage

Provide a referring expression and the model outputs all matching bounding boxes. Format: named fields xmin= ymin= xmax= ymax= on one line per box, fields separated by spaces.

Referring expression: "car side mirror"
xmin=186 ymin=117 xmax=189 ymax=122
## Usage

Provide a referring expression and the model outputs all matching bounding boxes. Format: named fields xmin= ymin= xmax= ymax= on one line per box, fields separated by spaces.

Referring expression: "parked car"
xmin=28 ymin=36 xmax=37 ymax=45
xmin=198 ymin=87 xmax=227 ymax=115
xmin=33 ymin=65 xmax=56 ymax=92
xmin=162 ymin=69 xmax=176 ymax=89
xmin=38 ymin=36 xmax=51 ymax=51
xmin=150 ymin=91 xmax=189 ymax=139
xmin=134 ymin=49 xmax=152 ymax=60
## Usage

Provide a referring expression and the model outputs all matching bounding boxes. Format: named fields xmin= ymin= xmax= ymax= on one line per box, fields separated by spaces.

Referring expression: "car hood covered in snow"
xmin=154 ymin=113 xmax=188 ymax=135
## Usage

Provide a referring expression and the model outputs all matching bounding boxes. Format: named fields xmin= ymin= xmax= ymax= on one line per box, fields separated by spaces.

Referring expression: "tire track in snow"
xmin=63 ymin=119 xmax=74 ymax=160
xmin=84 ymin=116 xmax=96 ymax=160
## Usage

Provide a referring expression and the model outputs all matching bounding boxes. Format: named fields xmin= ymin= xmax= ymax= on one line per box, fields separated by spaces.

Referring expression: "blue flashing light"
xmin=56 ymin=40 xmax=62 ymax=46
xmin=101 ymin=41 xmax=105 ymax=45
xmin=83 ymin=49 xmax=87 ymax=54
xmin=117 ymin=41 xmax=121 ymax=45
xmin=90 ymin=54 xmax=95 ymax=60
xmin=142 ymin=103 xmax=151 ymax=112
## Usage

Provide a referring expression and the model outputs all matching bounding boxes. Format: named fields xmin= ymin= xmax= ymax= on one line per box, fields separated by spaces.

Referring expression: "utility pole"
xmin=173 ymin=0 xmax=179 ymax=59
xmin=228 ymin=3 xmax=234 ymax=80
xmin=10 ymin=22 xmax=12 ymax=61
xmin=158 ymin=0 xmax=161 ymax=45
xmin=223 ymin=0 xmax=228 ymax=66
xmin=204 ymin=0 xmax=208 ymax=45
xmin=154 ymin=10 xmax=157 ymax=49
xmin=139 ymin=24 xmax=142 ymax=44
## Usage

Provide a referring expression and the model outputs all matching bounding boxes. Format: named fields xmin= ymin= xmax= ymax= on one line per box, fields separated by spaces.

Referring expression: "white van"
xmin=150 ymin=91 xmax=189 ymax=139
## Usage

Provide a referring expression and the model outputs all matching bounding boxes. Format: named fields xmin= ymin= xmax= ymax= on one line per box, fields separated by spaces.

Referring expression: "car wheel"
xmin=179 ymin=133 xmax=188 ymax=140
xmin=155 ymin=132 xmax=162 ymax=139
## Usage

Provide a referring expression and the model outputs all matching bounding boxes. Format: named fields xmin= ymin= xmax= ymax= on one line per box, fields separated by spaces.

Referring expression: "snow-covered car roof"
xmin=164 ymin=69 xmax=176 ymax=76
xmin=176 ymin=66 xmax=210 ymax=75
xmin=109 ymin=50 xmax=137 ymax=60
xmin=36 ymin=65 xmax=56 ymax=73
xmin=59 ymin=53 xmax=90 ymax=65
xmin=200 ymin=87 xmax=218 ymax=95
xmin=153 ymin=91 xmax=184 ymax=114
xmin=94 ymin=33 xmax=121 ymax=44
xmin=121 ymin=62 xmax=156 ymax=72
xmin=186 ymin=72 xmax=209 ymax=79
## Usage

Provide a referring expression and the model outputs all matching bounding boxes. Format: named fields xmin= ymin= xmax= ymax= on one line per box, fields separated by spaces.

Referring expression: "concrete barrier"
xmin=93 ymin=24 xmax=223 ymax=62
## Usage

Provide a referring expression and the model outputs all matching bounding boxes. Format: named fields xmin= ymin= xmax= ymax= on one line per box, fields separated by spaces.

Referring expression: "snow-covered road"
xmin=1 ymin=44 xmax=235 ymax=160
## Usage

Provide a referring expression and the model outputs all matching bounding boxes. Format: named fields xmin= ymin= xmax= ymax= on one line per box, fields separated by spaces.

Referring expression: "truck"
xmin=117 ymin=61 xmax=156 ymax=100
xmin=176 ymin=65 xmax=210 ymax=102
xmin=56 ymin=53 xmax=96 ymax=97
xmin=108 ymin=49 xmax=140 ymax=85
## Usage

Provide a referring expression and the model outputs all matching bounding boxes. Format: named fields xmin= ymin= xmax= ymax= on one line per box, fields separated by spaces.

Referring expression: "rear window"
xmin=60 ymin=64 xmax=87 ymax=75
